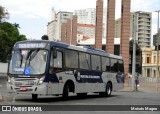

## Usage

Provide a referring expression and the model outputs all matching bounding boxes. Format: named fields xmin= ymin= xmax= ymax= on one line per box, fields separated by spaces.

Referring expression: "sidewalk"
xmin=119 ymin=83 xmax=160 ymax=92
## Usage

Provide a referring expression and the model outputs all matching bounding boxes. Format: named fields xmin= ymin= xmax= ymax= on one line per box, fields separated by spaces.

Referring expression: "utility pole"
xmin=132 ymin=11 xmax=141 ymax=91
xmin=132 ymin=13 xmax=137 ymax=91
xmin=156 ymin=10 xmax=160 ymax=91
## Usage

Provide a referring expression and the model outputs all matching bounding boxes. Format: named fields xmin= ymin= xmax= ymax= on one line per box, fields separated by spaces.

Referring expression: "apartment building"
xmin=47 ymin=20 xmax=57 ymax=41
xmin=47 ymin=9 xmax=73 ymax=41
xmin=115 ymin=12 xmax=152 ymax=48
xmin=75 ymin=8 xmax=107 ymax=38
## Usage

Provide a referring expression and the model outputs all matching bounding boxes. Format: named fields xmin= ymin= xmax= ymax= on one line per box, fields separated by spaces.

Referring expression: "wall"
xmin=0 ymin=62 xmax=8 ymax=76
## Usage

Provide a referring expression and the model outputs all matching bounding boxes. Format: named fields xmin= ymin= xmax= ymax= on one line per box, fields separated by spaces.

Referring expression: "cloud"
xmin=1 ymin=0 xmax=159 ymax=41
xmin=9 ymin=9 xmax=24 ymax=16
xmin=25 ymin=14 xmax=40 ymax=19
xmin=1 ymin=0 xmax=58 ymax=19
xmin=131 ymin=0 xmax=160 ymax=12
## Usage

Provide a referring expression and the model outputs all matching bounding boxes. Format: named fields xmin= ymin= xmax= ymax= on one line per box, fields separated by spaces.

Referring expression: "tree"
xmin=13 ymin=23 xmax=20 ymax=28
xmin=0 ymin=22 xmax=27 ymax=62
xmin=0 ymin=5 xmax=9 ymax=23
xmin=0 ymin=6 xmax=27 ymax=62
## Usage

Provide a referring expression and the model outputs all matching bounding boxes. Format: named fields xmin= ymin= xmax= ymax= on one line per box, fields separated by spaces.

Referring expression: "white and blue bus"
xmin=7 ymin=40 xmax=124 ymax=100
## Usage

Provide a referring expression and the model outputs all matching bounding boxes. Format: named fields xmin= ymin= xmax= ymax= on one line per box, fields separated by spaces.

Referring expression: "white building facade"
xmin=142 ymin=47 xmax=160 ymax=77
xmin=75 ymin=8 xmax=107 ymax=38
xmin=47 ymin=9 xmax=73 ymax=41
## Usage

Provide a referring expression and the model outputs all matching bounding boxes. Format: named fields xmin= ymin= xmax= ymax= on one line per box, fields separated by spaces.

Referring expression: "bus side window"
xmin=50 ymin=50 xmax=62 ymax=73
xmin=110 ymin=59 xmax=118 ymax=72
xmin=102 ymin=57 xmax=110 ymax=72
xmin=54 ymin=51 xmax=62 ymax=68
xmin=118 ymin=60 xmax=124 ymax=72
xmin=91 ymin=54 xmax=101 ymax=71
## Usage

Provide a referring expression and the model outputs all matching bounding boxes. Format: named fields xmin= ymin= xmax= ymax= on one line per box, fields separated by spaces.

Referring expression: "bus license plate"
xmin=20 ymin=87 xmax=28 ymax=91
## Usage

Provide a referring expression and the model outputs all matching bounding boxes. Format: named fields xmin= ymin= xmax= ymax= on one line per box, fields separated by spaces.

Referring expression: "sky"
xmin=0 ymin=0 xmax=160 ymax=45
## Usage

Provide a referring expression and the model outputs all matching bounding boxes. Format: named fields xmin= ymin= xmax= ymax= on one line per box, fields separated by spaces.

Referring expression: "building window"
xmin=146 ymin=57 xmax=151 ymax=64
xmin=154 ymin=56 xmax=156 ymax=63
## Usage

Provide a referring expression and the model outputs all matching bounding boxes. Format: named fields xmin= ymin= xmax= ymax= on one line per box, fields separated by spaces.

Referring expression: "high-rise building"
xmin=75 ymin=8 xmax=96 ymax=25
xmin=75 ymin=8 xmax=107 ymax=38
xmin=115 ymin=12 xmax=152 ymax=48
xmin=47 ymin=9 xmax=73 ymax=41
xmin=132 ymin=12 xmax=152 ymax=48
xmin=47 ymin=20 xmax=57 ymax=41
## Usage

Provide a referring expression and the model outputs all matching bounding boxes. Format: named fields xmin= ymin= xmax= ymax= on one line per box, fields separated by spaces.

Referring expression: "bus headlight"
xmin=38 ymin=76 xmax=45 ymax=85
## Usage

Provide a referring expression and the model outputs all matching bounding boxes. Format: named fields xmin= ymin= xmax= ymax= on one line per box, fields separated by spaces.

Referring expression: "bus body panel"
xmin=7 ymin=40 xmax=124 ymax=98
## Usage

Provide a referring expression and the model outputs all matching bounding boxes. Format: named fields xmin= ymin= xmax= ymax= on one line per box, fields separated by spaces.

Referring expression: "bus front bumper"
xmin=6 ymin=83 xmax=48 ymax=95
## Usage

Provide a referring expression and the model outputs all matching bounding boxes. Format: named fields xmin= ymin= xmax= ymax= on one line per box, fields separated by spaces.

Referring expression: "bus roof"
xmin=14 ymin=40 xmax=123 ymax=60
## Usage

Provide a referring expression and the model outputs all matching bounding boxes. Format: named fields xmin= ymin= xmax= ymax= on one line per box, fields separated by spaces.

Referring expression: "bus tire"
xmin=62 ymin=84 xmax=69 ymax=100
xmin=99 ymin=83 xmax=112 ymax=97
xmin=32 ymin=94 xmax=38 ymax=101
xmin=106 ymin=83 xmax=112 ymax=96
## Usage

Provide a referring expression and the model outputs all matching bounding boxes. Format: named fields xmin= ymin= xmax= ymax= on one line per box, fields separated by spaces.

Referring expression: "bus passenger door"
xmin=48 ymin=49 xmax=63 ymax=95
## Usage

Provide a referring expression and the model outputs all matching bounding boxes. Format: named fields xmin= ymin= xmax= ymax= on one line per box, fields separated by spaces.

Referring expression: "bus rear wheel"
xmin=32 ymin=94 xmax=38 ymax=101
xmin=99 ymin=83 xmax=112 ymax=97
xmin=106 ymin=83 xmax=112 ymax=96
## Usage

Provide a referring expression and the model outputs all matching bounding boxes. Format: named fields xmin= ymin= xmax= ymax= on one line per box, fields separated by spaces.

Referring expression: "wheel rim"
xmin=107 ymin=85 xmax=111 ymax=95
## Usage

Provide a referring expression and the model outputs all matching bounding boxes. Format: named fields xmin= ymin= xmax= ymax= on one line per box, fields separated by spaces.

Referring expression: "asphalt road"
xmin=0 ymin=77 xmax=160 ymax=114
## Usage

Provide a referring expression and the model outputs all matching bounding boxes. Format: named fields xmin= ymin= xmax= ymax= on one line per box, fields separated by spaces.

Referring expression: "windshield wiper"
xmin=26 ymin=49 xmax=39 ymax=66
xmin=20 ymin=54 xmax=23 ymax=67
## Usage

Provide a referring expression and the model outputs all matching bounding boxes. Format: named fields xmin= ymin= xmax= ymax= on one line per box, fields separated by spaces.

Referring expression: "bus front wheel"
xmin=62 ymin=84 xmax=69 ymax=100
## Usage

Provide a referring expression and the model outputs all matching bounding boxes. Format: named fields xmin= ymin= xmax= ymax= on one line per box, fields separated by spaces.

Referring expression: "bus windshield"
xmin=9 ymin=49 xmax=48 ymax=75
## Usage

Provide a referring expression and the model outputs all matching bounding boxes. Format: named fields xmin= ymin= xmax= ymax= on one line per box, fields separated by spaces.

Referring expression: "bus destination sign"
xmin=17 ymin=43 xmax=46 ymax=49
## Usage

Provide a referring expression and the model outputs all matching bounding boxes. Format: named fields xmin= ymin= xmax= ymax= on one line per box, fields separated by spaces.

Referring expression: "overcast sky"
xmin=1 ymin=0 xmax=160 ymax=45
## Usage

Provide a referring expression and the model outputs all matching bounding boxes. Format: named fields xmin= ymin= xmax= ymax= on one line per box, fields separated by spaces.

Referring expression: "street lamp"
xmin=156 ymin=10 xmax=160 ymax=91
xmin=132 ymin=11 xmax=142 ymax=91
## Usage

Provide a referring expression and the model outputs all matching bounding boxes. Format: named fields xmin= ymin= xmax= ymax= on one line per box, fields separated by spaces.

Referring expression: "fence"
xmin=130 ymin=77 xmax=160 ymax=92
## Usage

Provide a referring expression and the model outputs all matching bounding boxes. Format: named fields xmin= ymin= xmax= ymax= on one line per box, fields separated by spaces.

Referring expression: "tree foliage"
xmin=0 ymin=22 xmax=27 ymax=62
xmin=0 ymin=6 xmax=27 ymax=62
xmin=0 ymin=6 xmax=26 ymax=62
xmin=0 ymin=5 xmax=9 ymax=23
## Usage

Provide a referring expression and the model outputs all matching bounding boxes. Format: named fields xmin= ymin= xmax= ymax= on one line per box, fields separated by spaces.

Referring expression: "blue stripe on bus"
xmin=74 ymin=70 xmax=103 ymax=83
